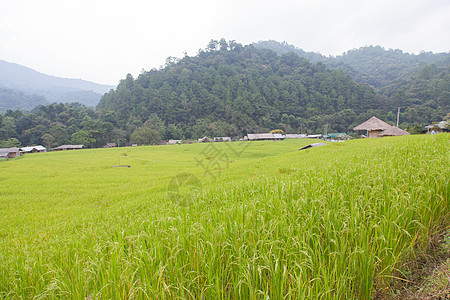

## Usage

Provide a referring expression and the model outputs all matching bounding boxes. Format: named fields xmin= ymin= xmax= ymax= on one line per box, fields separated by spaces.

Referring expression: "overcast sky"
xmin=1 ymin=0 xmax=449 ymax=86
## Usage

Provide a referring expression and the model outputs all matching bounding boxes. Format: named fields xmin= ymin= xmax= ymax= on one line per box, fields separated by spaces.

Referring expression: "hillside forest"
xmin=0 ymin=40 xmax=448 ymax=148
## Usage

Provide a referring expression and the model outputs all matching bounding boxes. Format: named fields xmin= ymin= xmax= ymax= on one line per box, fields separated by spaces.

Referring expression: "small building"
xmin=353 ymin=116 xmax=410 ymax=138
xmin=52 ymin=145 xmax=85 ymax=151
xmin=20 ymin=145 xmax=47 ymax=154
xmin=247 ymin=133 xmax=285 ymax=141
xmin=214 ymin=137 xmax=231 ymax=142
xmin=284 ymin=134 xmax=307 ymax=139
xmin=307 ymin=134 xmax=322 ymax=139
xmin=198 ymin=136 xmax=211 ymax=143
xmin=0 ymin=147 xmax=21 ymax=159
xmin=103 ymin=143 xmax=116 ymax=148
xmin=425 ymin=120 xmax=448 ymax=133
xmin=326 ymin=133 xmax=349 ymax=141
xmin=167 ymin=140 xmax=182 ymax=145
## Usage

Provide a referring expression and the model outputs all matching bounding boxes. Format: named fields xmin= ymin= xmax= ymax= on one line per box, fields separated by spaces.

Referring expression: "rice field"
xmin=0 ymin=134 xmax=448 ymax=299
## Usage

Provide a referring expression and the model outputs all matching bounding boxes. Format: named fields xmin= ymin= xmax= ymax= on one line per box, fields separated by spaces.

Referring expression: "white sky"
xmin=1 ymin=0 xmax=449 ymax=86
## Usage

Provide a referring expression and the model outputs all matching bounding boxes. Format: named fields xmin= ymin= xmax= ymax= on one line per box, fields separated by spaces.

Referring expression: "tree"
xmin=112 ymin=128 xmax=128 ymax=146
xmin=130 ymin=127 xmax=160 ymax=145
xmin=0 ymin=138 xmax=21 ymax=148
xmin=143 ymin=114 xmax=165 ymax=134
xmin=71 ymin=131 xmax=95 ymax=147
xmin=0 ymin=116 xmax=17 ymax=139
xmin=207 ymin=39 xmax=218 ymax=52
xmin=41 ymin=133 xmax=56 ymax=149
xmin=49 ymin=125 xmax=69 ymax=146
xmin=219 ymin=38 xmax=228 ymax=51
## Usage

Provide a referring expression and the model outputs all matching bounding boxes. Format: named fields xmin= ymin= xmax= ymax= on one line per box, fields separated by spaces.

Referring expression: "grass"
xmin=0 ymin=135 xmax=448 ymax=299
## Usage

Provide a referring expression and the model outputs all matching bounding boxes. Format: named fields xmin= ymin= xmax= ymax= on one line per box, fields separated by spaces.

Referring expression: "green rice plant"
xmin=0 ymin=135 xmax=448 ymax=299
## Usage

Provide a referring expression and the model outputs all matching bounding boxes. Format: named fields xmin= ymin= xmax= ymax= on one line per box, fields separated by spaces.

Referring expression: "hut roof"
xmin=425 ymin=120 xmax=448 ymax=129
xmin=52 ymin=145 xmax=84 ymax=150
xmin=354 ymin=116 xmax=410 ymax=137
xmin=20 ymin=146 xmax=46 ymax=152
xmin=0 ymin=147 xmax=20 ymax=154
xmin=247 ymin=133 xmax=285 ymax=140
xmin=377 ymin=126 xmax=410 ymax=136
xmin=284 ymin=134 xmax=306 ymax=139
xmin=247 ymin=133 xmax=273 ymax=140
xmin=197 ymin=136 xmax=211 ymax=142
xmin=168 ymin=139 xmax=182 ymax=144
xmin=0 ymin=147 xmax=20 ymax=158
xmin=353 ymin=116 xmax=393 ymax=131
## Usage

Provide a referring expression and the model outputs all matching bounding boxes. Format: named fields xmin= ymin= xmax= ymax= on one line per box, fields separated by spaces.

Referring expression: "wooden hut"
xmin=247 ymin=133 xmax=285 ymax=141
xmin=52 ymin=145 xmax=85 ymax=151
xmin=20 ymin=146 xmax=47 ymax=154
xmin=167 ymin=140 xmax=182 ymax=145
xmin=197 ymin=136 xmax=211 ymax=143
xmin=353 ymin=116 xmax=410 ymax=138
xmin=103 ymin=143 xmax=116 ymax=148
xmin=0 ymin=147 xmax=21 ymax=159
xmin=284 ymin=134 xmax=307 ymax=139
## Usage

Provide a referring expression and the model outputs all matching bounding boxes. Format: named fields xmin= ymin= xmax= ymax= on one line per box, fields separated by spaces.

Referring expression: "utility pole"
xmin=324 ymin=123 xmax=328 ymax=138
xmin=396 ymin=107 xmax=401 ymax=128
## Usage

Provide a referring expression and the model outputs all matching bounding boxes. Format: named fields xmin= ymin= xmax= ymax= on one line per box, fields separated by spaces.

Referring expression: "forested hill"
xmin=0 ymin=87 xmax=49 ymax=112
xmin=1 ymin=41 xmax=448 ymax=149
xmin=98 ymin=42 xmax=380 ymax=138
xmin=380 ymin=64 xmax=449 ymax=125
xmin=0 ymin=60 xmax=114 ymax=110
xmin=254 ymin=41 xmax=450 ymax=88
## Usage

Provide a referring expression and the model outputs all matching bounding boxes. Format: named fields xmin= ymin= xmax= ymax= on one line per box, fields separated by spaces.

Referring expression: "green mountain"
xmin=254 ymin=41 xmax=450 ymax=88
xmin=97 ymin=41 xmax=380 ymax=137
xmin=0 ymin=60 xmax=115 ymax=110
xmin=380 ymin=64 xmax=450 ymax=127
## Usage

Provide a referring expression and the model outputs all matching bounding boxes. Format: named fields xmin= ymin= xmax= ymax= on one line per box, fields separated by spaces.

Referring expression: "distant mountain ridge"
xmin=0 ymin=87 xmax=50 ymax=112
xmin=0 ymin=60 xmax=115 ymax=111
xmin=253 ymin=41 xmax=450 ymax=88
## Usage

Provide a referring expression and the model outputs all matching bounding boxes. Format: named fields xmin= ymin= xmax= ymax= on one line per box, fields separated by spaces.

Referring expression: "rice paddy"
xmin=0 ymin=134 xmax=448 ymax=299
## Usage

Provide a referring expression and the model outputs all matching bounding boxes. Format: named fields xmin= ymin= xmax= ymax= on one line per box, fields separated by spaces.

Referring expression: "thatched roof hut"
xmin=353 ymin=116 xmax=410 ymax=138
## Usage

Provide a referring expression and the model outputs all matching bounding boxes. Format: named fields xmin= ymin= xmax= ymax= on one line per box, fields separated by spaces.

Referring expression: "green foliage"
xmin=381 ymin=64 xmax=450 ymax=128
xmin=0 ymin=87 xmax=49 ymax=112
xmin=255 ymin=41 xmax=450 ymax=88
xmin=40 ymin=133 xmax=56 ymax=149
xmin=70 ymin=130 xmax=95 ymax=147
xmin=0 ymin=103 xmax=124 ymax=148
xmin=130 ymin=127 xmax=160 ymax=145
xmin=0 ymin=137 xmax=21 ymax=148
